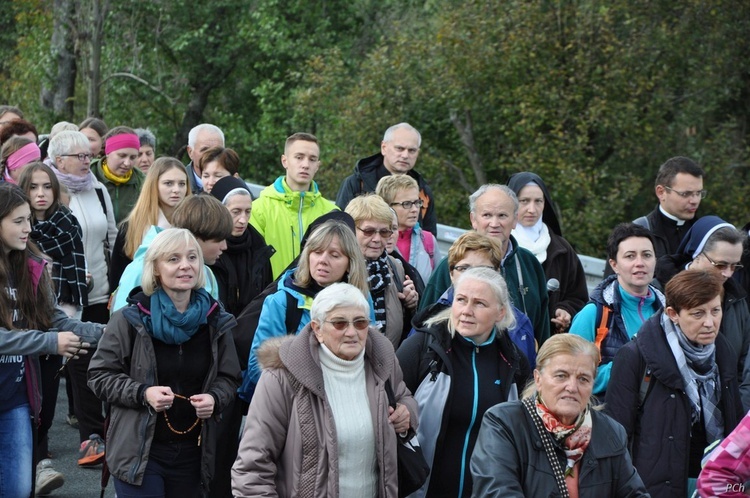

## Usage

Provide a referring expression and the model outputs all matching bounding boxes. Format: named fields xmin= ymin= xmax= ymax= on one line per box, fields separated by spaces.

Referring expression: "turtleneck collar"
xmin=318 ymin=343 xmax=366 ymax=372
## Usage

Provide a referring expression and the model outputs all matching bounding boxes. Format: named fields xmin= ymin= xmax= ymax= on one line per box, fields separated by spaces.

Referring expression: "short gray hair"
xmin=48 ymin=131 xmax=90 ymax=162
xmin=383 ymin=122 xmax=422 ymax=147
xmin=141 ymin=228 xmax=206 ymax=295
xmin=310 ymin=282 xmax=370 ymax=324
xmin=187 ymin=124 xmax=224 ymax=148
xmin=469 ymin=184 xmax=518 ymax=216
xmin=135 ymin=128 xmax=156 ymax=149
xmin=49 ymin=121 xmax=79 ymax=139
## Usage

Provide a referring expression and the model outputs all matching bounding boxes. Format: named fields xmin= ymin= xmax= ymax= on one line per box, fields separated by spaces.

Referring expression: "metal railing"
xmin=245 ymin=182 xmax=606 ymax=293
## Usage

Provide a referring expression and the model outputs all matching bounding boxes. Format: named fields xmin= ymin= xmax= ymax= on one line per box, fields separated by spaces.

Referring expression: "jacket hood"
xmin=256 ymin=336 xmax=290 ymax=370
xmin=507 ymin=171 xmax=562 ymax=236
xmin=354 ymin=152 xmax=385 ymax=176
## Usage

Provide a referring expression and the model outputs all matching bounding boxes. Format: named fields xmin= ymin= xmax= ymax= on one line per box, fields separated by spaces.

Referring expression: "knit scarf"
xmin=101 ymin=160 xmax=133 ymax=185
xmin=513 ymin=221 xmax=551 ymax=264
xmin=50 ymin=164 xmax=95 ymax=194
xmin=30 ymin=206 xmax=88 ymax=307
xmin=536 ymin=394 xmax=592 ymax=477
xmin=366 ymin=251 xmax=391 ymax=330
xmin=143 ymin=288 xmax=211 ymax=345
xmin=662 ymin=313 xmax=724 ymax=441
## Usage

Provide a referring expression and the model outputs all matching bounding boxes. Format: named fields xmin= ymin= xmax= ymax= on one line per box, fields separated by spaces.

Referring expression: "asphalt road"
xmin=42 ymin=377 xmax=116 ymax=498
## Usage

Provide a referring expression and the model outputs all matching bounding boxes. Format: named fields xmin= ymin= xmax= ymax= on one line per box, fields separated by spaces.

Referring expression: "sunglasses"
xmin=357 ymin=227 xmax=394 ymax=238
xmin=324 ymin=319 xmax=370 ymax=331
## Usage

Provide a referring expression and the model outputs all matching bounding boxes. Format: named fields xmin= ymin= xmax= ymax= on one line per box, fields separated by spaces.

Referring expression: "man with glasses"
xmin=634 ymin=156 xmax=706 ymax=261
xmin=336 ymin=123 xmax=437 ymax=235
xmin=250 ymin=132 xmax=338 ymax=278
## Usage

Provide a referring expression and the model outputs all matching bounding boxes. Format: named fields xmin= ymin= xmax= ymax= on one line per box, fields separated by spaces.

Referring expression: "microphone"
xmin=547 ymin=278 xmax=560 ymax=293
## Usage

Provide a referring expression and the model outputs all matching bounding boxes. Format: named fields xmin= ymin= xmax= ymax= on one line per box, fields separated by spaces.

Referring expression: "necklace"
xmin=162 ymin=392 xmax=203 ymax=443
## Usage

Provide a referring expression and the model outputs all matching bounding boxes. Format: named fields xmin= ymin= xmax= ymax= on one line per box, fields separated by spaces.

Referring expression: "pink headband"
xmin=105 ymin=134 xmax=140 ymax=155
xmin=6 ymin=142 xmax=41 ymax=172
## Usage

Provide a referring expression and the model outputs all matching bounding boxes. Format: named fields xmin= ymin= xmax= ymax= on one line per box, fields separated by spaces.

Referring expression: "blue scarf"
xmin=143 ymin=288 xmax=212 ymax=345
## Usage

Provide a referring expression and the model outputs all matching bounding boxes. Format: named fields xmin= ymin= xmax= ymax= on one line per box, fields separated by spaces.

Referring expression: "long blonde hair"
xmin=123 ymin=157 xmax=190 ymax=258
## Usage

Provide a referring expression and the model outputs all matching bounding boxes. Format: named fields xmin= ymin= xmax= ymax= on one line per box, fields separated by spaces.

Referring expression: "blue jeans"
xmin=113 ymin=440 xmax=201 ymax=498
xmin=0 ymin=404 xmax=32 ymax=498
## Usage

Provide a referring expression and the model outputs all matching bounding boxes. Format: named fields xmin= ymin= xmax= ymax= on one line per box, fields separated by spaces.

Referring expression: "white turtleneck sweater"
xmin=319 ymin=344 xmax=377 ymax=498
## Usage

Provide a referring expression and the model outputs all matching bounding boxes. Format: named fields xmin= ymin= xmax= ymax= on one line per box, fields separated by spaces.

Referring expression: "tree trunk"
xmin=169 ymin=86 xmax=212 ymax=158
xmin=40 ymin=0 xmax=76 ymax=120
xmin=86 ymin=0 xmax=109 ymax=118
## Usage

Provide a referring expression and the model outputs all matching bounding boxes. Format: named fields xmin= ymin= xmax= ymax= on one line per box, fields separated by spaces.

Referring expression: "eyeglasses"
xmin=700 ymin=252 xmax=744 ymax=272
xmin=61 ymin=153 xmax=93 ymax=162
xmin=357 ymin=226 xmax=394 ymax=238
xmin=450 ymin=264 xmax=497 ymax=273
xmin=390 ymin=200 xmax=423 ymax=210
xmin=663 ymin=186 xmax=707 ymax=199
xmin=324 ymin=319 xmax=370 ymax=331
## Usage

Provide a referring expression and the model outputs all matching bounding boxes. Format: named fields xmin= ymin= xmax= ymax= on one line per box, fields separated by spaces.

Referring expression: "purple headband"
xmin=105 ymin=133 xmax=140 ymax=155
xmin=6 ymin=142 xmax=41 ymax=172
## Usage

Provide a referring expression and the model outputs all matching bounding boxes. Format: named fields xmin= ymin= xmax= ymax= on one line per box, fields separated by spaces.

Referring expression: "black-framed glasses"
xmin=61 ymin=152 xmax=93 ymax=162
xmin=449 ymin=264 xmax=497 ymax=273
xmin=324 ymin=319 xmax=370 ymax=331
xmin=663 ymin=186 xmax=707 ymax=199
xmin=357 ymin=226 xmax=394 ymax=238
xmin=700 ymin=252 xmax=744 ymax=272
xmin=390 ymin=199 xmax=423 ymax=210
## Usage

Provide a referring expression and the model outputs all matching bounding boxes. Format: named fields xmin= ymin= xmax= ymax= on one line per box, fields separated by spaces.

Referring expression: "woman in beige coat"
xmin=231 ymin=282 xmax=418 ymax=498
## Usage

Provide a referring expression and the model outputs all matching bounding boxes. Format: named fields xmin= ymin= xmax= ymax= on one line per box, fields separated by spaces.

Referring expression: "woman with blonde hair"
xmin=471 ymin=333 xmax=648 ymax=497
xmin=242 ymin=219 xmax=372 ymax=394
xmin=89 ymin=228 xmax=241 ymax=497
xmin=109 ymin=157 xmax=191 ymax=290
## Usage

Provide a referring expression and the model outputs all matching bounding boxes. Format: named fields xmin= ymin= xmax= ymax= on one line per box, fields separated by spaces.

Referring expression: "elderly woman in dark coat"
xmin=606 ymin=270 xmax=744 ymax=498
xmin=471 ymin=334 xmax=649 ymax=498
xmin=507 ymin=172 xmax=588 ymax=333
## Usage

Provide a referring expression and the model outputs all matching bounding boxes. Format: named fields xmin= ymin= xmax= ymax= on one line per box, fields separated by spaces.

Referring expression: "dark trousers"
xmin=69 ymin=303 xmax=108 ymax=441
xmin=36 ymin=354 xmax=63 ymax=463
xmin=113 ymin=441 xmax=201 ymax=498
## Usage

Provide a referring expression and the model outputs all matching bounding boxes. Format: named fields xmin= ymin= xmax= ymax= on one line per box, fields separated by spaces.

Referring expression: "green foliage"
xmin=2 ymin=0 xmax=749 ymax=258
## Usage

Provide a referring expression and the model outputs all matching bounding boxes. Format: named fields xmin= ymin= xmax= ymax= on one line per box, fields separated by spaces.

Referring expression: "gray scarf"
xmin=661 ymin=313 xmax=724 ymax=442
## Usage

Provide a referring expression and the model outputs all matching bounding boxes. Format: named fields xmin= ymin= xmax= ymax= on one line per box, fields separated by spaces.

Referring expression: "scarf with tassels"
xmin=366 ymin=251 xmax=391 ymax=330
xmin=536 ymin=394 xmax=592 ymax=478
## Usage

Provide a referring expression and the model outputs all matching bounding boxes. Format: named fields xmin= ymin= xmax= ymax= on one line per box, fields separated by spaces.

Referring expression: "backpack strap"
xmin=95 ymin=187 xmax=108 ymax=217
xmin=386 ymin=256 xmax=404 ymax=293
xmin=593 ymin=304 xmax=613 ymax=353
xmin=638 ymin=365 xmax=653 ymax=409
xmin=285 ymin=292 xmax=304 ymax=334
xmin=633 ymin=216 xmax=650 ymax=231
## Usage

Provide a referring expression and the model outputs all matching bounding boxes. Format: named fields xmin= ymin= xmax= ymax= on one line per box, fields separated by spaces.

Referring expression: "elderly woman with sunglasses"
xmin=346 ymin=194 xmax=419 ymax=349
xmin=232 ymin=282 xmax=417 ymax=498
xmin=655 ymin=215 xmax=750 ymax=410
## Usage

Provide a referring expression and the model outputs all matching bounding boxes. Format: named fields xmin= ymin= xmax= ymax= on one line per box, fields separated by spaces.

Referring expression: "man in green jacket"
xmin=250 ymin=132 xmax=338 ymax=278
xmin=421 ymin=184 xmax=551 ymax=345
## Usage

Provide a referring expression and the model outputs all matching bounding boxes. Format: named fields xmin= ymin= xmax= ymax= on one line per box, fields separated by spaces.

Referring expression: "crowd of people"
xmin=0 ymin=104 xmax=749 ymax=498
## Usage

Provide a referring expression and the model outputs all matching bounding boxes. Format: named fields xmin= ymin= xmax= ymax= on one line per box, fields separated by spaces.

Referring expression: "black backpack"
xmin=233 ymin=281 xmax=303 ymax=371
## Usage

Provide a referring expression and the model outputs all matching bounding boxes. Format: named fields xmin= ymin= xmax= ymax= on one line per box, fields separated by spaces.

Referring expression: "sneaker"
xmin=36 ymin=459 xmax=64 ymax=495
xmin=77 ymin=433 xmax=105 ymax=467
xmin=66 ymin=414 xmax=78 ymax=429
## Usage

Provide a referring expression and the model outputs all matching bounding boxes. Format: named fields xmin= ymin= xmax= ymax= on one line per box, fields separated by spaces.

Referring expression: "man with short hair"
xmin=336 ymin=123 xmax=437 ymax=235
xmin=635 ymin=156 xmax=705 ymax=260
xmin=251 ymin=132 xmax=338 ymax=278
xmin=421 ymin=184 xmax=551 ymax=345
xmin=185 ymin=123 xmax=225 ymax=194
